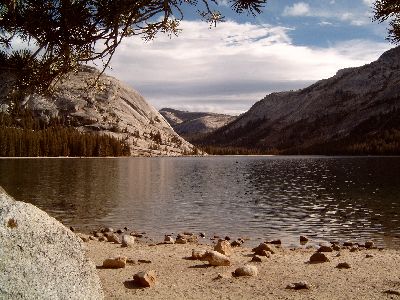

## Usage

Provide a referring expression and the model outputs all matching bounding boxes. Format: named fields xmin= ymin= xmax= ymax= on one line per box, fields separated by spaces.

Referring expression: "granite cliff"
xmin=159 ymin=108 xmax=236 ymax=142
xmin=201 ymin=46 xmax=400 ymax=154
xmin=0 ymin=66 xmax=197 ymax=156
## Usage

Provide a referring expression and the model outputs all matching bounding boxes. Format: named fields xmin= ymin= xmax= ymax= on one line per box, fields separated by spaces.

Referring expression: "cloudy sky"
xmin=107 ymin=0 xmax=393 ymax=115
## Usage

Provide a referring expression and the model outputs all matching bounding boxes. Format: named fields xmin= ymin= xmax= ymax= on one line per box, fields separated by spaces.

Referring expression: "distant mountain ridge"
xmin=200 ymin=46 xmax=400 ymax=154
xmin=0 ymin=66 xmax=196 ymax=156
xmin=159 ymin=108 xmax=236 ymax=141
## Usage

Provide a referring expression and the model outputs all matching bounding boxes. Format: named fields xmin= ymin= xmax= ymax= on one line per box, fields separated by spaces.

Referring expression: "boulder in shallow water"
xmin=0 ymin=186 xmax=103 ymax=299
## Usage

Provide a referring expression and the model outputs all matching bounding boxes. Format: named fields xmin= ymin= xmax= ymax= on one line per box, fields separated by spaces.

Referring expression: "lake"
xmin=1 ymin=156 xmax=399 ymax=248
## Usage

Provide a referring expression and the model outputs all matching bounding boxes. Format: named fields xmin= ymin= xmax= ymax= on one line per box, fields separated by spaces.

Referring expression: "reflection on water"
xmin=0 ymin=156 xmax=399 ymax=248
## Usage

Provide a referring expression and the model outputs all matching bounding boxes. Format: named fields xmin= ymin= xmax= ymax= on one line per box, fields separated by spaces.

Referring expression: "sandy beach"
xmin=83 ymin=233 xmax=400 ymax=300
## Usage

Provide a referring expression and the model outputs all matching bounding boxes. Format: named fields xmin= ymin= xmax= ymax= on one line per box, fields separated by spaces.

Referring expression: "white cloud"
xmin=107 ymin=20 xmax=391 ymax=114
xmin=362 ymin=0 xmax=374 ymax=7
xmin=283 ymin=2 xmax=311 ymax=17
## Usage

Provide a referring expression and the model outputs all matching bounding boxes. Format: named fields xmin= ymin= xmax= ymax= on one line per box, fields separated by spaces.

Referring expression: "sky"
xmin=107 ymin=0 xmax=394 ymax=115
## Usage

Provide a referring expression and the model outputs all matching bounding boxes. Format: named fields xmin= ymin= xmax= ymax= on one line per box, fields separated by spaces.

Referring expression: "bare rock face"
xmin=203 ymin=251 xmax=231 ymax=266
xmin=201 ymin=46 xmax=400 ymax=153
xmin=0 ymin=187 xmax=104 ymax=299
xmin=214 ymin=239 xmax=233 ymax=256
xmin=159 ymin=108 xmax=236 ymax=141
xmin=0 ymin=66 xmax=197 ymax=156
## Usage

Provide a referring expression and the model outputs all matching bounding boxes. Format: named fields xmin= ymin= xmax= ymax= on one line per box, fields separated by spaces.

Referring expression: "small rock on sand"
xmin=366 ymin=254 xmax=374 ymax=258
xmin=133 ymin=270 xmax=157 ymax=288
xmin=231 ymin=240 xmax=242 ymax=247
xmin=204 ymin=251 xmax=231 ymax=266
xmin=365 ymin=241 xmax=375 ymax=249
xmin=252 ymin=243 xmax=275 ymax=255
xmin=76 ymin=233 xmax=90 ymax=242
xmin=286 ymin=281 xmax=311 ymax=290
xmin=192 ymin=249 xmax=207 ymax=260
xmin=336 ymin=262 xmax=351 ymax=269
xmin=318 ymin=245 xmax=333 ymax=252
xmin=300 ymin=236 xmax=309 ymax=243
xmin=309 ymin=252 xmax=330 ymax=263
xmin=234 ymin=265 xmax=258 ymax=277
xmin=251 ymin=255 xmax=267 ymax=262
xmin=122 ymin=235 xmax=135 ymax=247
xmin=164 ymin=235 xmax=175 ymax=244
xmin=214 ymin=239 xmax=233 ymax=256
xmin=105 ymin=233 xmax=121 ymax=244
xmin=102 ymin=256 xmax=127 ymax=269
xmin=176 ymin=237 xmax=187 ymax=244
xmin=332 ymin=244 xmax=341 ymax=251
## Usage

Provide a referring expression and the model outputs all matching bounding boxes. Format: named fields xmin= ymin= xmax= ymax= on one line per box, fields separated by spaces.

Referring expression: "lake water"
xmin=1 ymin=156 xmax=399 ymax=248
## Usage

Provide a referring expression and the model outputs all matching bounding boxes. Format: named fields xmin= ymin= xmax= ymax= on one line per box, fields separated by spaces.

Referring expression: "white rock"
xmin=122 ymin=235 xmax=135 ymax=247
xmin=0 ymin=187 xmax=103 ymax=299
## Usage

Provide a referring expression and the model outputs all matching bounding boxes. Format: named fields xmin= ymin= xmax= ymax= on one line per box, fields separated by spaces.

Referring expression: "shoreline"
xmin=82 ymin=231 xmax=400 ymax=300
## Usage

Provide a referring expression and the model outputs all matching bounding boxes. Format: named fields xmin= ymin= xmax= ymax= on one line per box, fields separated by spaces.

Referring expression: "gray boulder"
xmin=0 ymin=187 xmax=104 ymax=299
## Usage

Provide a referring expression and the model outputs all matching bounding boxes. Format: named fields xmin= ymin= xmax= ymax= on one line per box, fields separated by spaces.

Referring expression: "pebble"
xmin=336 ymin=262 xmax=351 ymax=269
xmin=93 ymin=232 xmax=103 ymax=238
xmin=101 ymin=227 xmax=114 ymax=233
xmin=203 ymin=251 xmax=231 ymax=266
xmin=300 ymin=236 xmax=309 ymax=243
xmin=384 ymin=289 xmax=400 ymax=296
xmin=309 ymin=252 xmax=330 ymax=263
xmin=76 ymin=233 xmax=90 ymax=242
xmin=231 ymin=240 xmax=242 ymax=247
xmin=252 ymin=243 xmax=275 ymax=255
xmin=366 ymin=254 xmax=374 ymax=258
xmin=199 ymin=232 xmax=206 ymax=238
xmin=343 ymin=241 xmax=354 ymax=247
xmin=176 ymin=237 xmax=188 ymax=244
xmin=268 ymin=239 xmax=282 ymax=245
xmin=286 ymin=281 xmax=311 ymax=290
xmin=350 ymin=246 xmax=359 ymax=252
xmin=234 ymin=265 xmax=258 ymax=277
xmin=105 ymin=233 xmax=121 ymax=244
xmin=133 ymin=270 xmax=157 ymax=287
xmin=251 ymin=255 xmax=266 ymax=262
xmin=332 ymin=244 xmax=341 ymax=251
xmin=365 ymin=241 xmax=375 ymax=249
xmin=192 ymin=249 xmax=207 ymax=260
xmin=214 ymin=239 xmax=233 ymax=256
xmin=98 ymin=236 xmax=107 ymax=242
xmin=164 ymin=235 xmax=175 ymax=244
xmin=317 ymin=245 xmax=333 ymax=252
xmin=121 ymin=235 xmax=135 ymax=247
xmin=116 ymin=229 xmax=123 ymax=234
xmin=102 ymin=256 xmax=127 ymax=269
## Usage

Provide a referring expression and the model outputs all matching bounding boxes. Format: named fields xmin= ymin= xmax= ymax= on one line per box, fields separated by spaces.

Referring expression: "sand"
xmin=85 ymin=236 xmax=400 ymax=300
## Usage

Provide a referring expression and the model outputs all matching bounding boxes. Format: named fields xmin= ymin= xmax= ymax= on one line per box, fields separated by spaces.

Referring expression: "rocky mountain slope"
xmin=201 ymin=46 xmax=400 ymax=154
xmin=159 ymin=108 xmax=236 ymax=141
xmin=0 ymin=66 xmax=197 ymax=156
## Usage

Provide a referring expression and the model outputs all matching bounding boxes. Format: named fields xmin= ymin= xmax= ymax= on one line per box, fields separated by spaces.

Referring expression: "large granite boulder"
xmin=0 ymin=187 xmax=104 ymax=299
